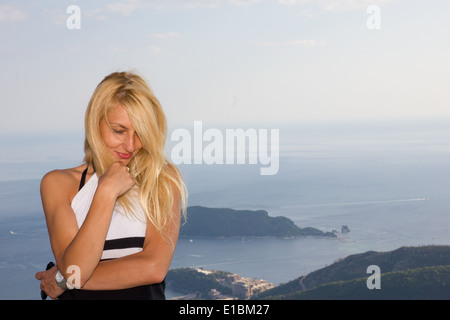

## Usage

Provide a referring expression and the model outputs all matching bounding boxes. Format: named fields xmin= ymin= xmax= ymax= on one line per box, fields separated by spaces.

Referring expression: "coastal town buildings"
xmin=170 ymin=268 xmax=275 ymax=300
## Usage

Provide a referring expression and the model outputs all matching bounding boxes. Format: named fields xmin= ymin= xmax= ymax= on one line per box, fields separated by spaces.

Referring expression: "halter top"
xmin=71 ymin=172 xmax=147 ymax=260
xmin=58 ymin=167 xmax=165 ymax=300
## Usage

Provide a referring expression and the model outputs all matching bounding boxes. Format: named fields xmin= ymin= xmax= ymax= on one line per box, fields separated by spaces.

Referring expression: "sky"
xmin=1 ymin=0 xmax=450 ymax=135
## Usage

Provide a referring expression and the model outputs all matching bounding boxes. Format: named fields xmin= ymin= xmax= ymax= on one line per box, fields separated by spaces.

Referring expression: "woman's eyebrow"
xmin=110 ymin=123 xmax=128 ymax=129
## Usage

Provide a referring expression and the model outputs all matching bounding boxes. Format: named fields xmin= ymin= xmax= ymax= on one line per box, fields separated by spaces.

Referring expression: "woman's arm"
xmin=81 ymin=185 xmax=181 ymax=290
xmin=40 ymin=162 xmax=134 ymax=287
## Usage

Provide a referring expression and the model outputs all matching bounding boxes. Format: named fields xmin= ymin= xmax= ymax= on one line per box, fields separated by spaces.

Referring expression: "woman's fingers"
xmin=98 ymin=161 xmax=135 ymax=198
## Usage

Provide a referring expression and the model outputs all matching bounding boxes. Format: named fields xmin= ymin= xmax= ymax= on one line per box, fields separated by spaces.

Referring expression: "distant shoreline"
xmin=179 ymin=234 xmax=340 ymax=240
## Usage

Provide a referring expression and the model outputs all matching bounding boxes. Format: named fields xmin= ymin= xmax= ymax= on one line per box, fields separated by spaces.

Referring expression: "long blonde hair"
xmin=83 ymin=71 xmax=187 ymax=242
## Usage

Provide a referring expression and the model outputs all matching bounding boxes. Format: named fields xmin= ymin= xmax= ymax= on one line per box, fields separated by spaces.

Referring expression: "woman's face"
xmin=99 ymin=105 xmax=143 ymax=165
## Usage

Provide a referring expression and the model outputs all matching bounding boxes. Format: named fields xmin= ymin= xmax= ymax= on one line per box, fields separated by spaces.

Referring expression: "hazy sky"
xmin=1 ymin=0 xmax=450 ymax=135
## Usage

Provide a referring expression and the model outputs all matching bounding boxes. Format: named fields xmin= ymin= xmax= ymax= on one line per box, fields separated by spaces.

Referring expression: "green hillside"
xmin=266 ymin=265 xmax=450 ymax=300
xmin=255 ymin=245 xmax=450 ymax=300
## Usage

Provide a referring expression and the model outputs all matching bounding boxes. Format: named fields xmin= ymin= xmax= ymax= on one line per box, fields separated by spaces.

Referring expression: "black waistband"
xmin=58 ymin=282 xmax=166 ymax=300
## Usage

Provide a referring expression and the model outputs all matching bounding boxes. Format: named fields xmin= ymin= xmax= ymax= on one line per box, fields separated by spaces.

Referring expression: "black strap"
xmin=78 ymin=167 xmax=88 ymax=191
xmin=79 ymin=163 xmax=96 ymax=191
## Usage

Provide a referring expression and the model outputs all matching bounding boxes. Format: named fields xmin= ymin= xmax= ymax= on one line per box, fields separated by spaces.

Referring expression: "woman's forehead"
xmin=105 ymin=105 xmax=133 ymax=127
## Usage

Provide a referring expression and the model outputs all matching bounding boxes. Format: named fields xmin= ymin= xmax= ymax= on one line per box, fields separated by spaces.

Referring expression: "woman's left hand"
xmin=35 ymin=265 xmax=65 ymax=299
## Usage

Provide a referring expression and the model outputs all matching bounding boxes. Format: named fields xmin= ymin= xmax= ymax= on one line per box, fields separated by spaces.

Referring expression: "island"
xmin=180 ymin=206 xmax=336 ymax=238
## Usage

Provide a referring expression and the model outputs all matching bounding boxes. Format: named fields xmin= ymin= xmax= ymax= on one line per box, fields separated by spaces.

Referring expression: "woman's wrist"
xmin=95 ymin=181 xmax=120 ymax=202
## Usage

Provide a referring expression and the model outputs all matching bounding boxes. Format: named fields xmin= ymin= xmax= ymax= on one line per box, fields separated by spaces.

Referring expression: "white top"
xmin=71 ymin=173 xmax=147 ymax=260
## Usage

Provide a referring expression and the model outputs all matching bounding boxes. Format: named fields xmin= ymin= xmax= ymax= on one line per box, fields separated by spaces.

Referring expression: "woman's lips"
xmin=116 ymin=152 xmax=132 ymax=159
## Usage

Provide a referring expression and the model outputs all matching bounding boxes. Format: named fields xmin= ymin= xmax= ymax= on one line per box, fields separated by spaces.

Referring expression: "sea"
xmin=1 ymin=118 xmax=450 ymax=300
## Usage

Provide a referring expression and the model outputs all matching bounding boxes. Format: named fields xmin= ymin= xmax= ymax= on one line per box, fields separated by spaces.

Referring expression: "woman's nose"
xmin=123 ymin=134 xmax=136 ymax=152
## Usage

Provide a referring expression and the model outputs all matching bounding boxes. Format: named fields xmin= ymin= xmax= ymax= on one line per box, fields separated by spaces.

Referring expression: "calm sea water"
xmin=1 ymin=119 xmax=450 ymax=299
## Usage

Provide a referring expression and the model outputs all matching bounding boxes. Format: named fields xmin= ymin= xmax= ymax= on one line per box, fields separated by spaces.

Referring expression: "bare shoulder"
xmin=41 ymin=166 xmax=81 ymax=187
xmin=40 ymin=164 xmax=86 ymax=202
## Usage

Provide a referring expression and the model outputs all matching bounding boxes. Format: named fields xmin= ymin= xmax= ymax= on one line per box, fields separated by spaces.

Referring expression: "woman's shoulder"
xmin=41 ymin=164 xmax=86 ymax=194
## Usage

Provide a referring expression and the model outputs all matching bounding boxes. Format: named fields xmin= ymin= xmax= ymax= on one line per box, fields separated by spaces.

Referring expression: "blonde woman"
xmin=35 ymin=71 xmax=186 ymax=300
